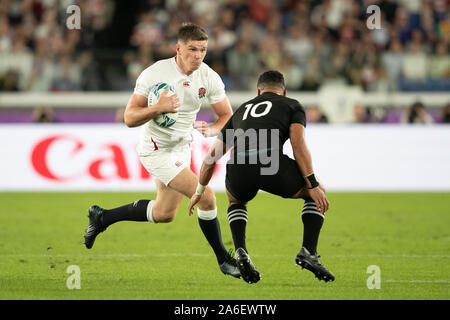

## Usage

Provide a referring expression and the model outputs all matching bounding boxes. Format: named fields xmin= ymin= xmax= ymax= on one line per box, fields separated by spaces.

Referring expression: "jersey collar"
xmin=172 ymin=56 xmax=194 ymax=78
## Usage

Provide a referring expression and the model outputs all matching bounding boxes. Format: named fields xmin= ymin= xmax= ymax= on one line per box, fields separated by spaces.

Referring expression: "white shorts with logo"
xmin=139 ymin=144 xmax=191 ymax=186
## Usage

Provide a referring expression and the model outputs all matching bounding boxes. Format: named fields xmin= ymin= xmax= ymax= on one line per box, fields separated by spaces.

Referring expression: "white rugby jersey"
xmin=134 ymin=57 xmax=226 ymax=154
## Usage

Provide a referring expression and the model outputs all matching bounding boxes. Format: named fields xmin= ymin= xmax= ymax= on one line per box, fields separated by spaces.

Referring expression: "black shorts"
xmin=225 ymin=154 xmax=306 ymax=203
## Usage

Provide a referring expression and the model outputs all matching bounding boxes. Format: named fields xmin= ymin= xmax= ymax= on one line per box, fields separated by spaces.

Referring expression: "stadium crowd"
xmin=0 ymin=0 xmax=449 ymax=123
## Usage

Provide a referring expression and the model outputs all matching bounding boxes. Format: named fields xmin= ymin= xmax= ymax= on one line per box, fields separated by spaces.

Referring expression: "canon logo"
xmin=30 ymin=134 xmax=151 ymax=182
xmin=29 ymin=134 xmax=217 ymax=183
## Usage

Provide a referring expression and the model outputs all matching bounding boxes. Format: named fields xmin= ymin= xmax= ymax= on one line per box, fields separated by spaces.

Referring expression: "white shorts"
xmin=139 ymin=144 xmax=191 ymax=186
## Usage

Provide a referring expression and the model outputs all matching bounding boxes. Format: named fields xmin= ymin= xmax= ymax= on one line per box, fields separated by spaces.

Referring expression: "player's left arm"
xmin=188 ymin=138 xmax=230 ymax=215
xmin=194 ymin=98 xmax=233 ymax=137
xmin=290 ymin=123 xmax=329 ymax=214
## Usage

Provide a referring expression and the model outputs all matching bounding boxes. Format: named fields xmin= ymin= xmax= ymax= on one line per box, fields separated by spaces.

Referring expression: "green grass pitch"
xmin=0 ymin=192 xmax=449 ymax=300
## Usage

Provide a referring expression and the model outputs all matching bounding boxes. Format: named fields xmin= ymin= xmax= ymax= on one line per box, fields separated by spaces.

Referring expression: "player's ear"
xmin=175 ymin=43 xmax=181 ymax=55
xmin=257 ymin=89 xmax=261 ymax=96
xmin=283 ymin=89 xmax=286 ymax=96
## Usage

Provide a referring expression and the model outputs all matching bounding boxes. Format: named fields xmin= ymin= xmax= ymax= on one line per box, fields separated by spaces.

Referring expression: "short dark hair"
xmin=257 ymin=70 xmax=286 ymax=91
xmin=178 ymin=23 xmax=208 ymax=43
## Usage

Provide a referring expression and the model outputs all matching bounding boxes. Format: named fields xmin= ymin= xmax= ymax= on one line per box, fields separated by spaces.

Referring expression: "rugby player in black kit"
xmin=188 ymin=71 xmax=334 ymax=284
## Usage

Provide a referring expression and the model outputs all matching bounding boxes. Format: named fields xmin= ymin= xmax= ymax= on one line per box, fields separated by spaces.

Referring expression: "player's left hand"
xmin=307 ymin=186 xmax=329 ymax=215
xmin=188 ymin=194 xmax=202 ymax=216
xmin=193 ymin=121 xmax=211 ymax=137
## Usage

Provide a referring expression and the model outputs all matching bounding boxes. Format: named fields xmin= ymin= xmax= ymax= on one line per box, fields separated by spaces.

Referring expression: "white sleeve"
xmin=133 ymin=68 xmax=154 ymax=98
xmin=207 ymin=68 xmax=227 ymax=105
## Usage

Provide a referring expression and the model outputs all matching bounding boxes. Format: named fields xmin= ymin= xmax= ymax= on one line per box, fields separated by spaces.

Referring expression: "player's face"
xmin=176 ymin=40 xmax=208 ymax=74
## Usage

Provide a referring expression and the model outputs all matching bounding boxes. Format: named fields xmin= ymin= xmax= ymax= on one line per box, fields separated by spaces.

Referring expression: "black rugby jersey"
xmin=219 ymin=92 xmax=306 ymax=155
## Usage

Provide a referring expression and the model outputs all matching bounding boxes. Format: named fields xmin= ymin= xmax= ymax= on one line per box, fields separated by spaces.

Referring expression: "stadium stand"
xmin=0 ymin=0 xmax=448 ymax=123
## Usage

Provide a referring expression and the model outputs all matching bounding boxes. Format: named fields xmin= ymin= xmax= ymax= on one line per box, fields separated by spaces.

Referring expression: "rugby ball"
xmin=148 ymin=82 xmax=178 ymax=127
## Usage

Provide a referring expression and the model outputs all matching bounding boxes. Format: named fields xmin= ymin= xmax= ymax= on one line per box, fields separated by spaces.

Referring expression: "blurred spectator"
xmin=0 ymin=0 xmax=447 ymax=96
xmin=79 ymin=51 xmax=101 ymax=91
xmin=130 ymin=12 xmax=163 ymax=47
xmin=311 ymin=0 xmax=351 ymax=32
xmin=26 ymin=38 xmax=55 ymax=91
xmin=51 ymin=54 xmax=81 ymax=91
xmin=368 ymin=64 xmax=397 ymax=92
xmin=299 ymin=56 xmax=321 ymax=91
xmin=0 ymin=69 xmax=19 ymax=91
xmin=429 ymin=43 xmax=450 ymax=79
xmin=370 ymin=11 xmax=390 ymax=48
xmin=309 ymin=32 xmax=332 ymax=76
xmin=401 ymin=34 xmax=428 ymax=81
xmin=322 ymin=41 xmax=349 ymax=86
xmin=353 ymin=104 xmax=375 ymax=123
xmin=306 ymin=105 xmax=329 ymax=123
xmin=381 ymin=41 xmax=404 ymax=84
xmin=401 ymin=102 xmax=434 ymax=124
xmin=235 ymin=16 xmax=264 ymax=47
xmin=0 ymin=35 xmax=33 ymax=90
xmin=208 ymin=19 xmax=237 ymax=64
xmin=283 ymin=22 xmax=313 ymax=68
xmin=258 ymin=34 xmax=283 ymax=71
xmin=280 ymin=53 xmax=303 ymax=90
xmin=226 ymin=37 xmax=259 ymax=90
xmin=441 ymin=104 xmax=450 ymax=124
xmin=248 ymin=0 xmax=275 ymax=25
xmin=0 ymin=14 xmax=11 ymax=52
xmin=32 ymin=106 xmax=55 ymax=123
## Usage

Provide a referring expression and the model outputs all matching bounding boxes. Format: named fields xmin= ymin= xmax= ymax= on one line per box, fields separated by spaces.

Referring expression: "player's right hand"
xmin=156 ymin=89 xmax=180 ymax=114
xmin=188 ymin=194 xmax=202 ymax=216
xmin=307 ymin=186 xmax=329 ymax=215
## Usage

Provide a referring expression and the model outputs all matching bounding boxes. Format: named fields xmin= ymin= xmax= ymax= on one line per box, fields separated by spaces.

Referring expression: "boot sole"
xmin=237 ymin=256 xmax=261 ymax=284
xmin=296 ymin=257 xmax=335 ymax=282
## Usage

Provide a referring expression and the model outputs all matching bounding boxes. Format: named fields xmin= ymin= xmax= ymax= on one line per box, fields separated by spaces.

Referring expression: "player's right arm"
xmin=124 ymin=90 xmax=180 ymax=128
xmin=290 ymin=123 xmax=329 ymax=214
xmin=188 ymin=138 xmax=230 ymax=216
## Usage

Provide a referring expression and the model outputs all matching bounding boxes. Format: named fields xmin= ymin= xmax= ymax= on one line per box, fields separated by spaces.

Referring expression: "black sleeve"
xmin=291 ymin=101 xmax=307 ymax=127
xmin=218 ymin=116 xmax=234 ymax=146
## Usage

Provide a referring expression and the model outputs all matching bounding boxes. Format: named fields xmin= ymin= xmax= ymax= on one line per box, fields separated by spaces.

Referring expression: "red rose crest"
xmin=198 ymin=87 xmax=206 ymax=98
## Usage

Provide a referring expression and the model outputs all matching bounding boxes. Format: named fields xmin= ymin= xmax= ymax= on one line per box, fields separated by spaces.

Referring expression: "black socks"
xmin=101 ymin=200 xmax=150 ymax=229
xmin=227 ymin=203 xmax=248 ymax=253
xmin=301 ymin=198 xmax=324 ymax=255
xmin=197 ymin=215 xmax=228 ymax=264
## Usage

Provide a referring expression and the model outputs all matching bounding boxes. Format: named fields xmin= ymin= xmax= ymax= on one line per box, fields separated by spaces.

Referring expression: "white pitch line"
xmin=1 ymin=253 xmax=450 ymax=259
xmin=385 ymin=280 xmax=450 ymax=284
xmin=0 ymin=253 xmax=211 ymax=258
xmin=331 ymin=254 xmax=450 ymax=259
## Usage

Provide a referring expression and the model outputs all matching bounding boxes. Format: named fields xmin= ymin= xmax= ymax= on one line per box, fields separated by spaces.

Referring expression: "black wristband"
xmin=306 ymin=173 xmax=319 ymax=189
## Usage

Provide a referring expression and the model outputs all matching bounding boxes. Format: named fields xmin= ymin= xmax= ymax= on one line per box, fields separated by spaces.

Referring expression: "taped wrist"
xmin=195 ymin=183 xmax=207 ymax=195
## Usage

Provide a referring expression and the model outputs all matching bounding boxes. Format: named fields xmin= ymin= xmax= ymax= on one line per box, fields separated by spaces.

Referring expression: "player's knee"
xmin=153 ymin=208 xmax=177 ymax=223
xmin=228 ymin=199 xmax=246 ymax=207
xmin=159 ymin=215 xmax=175 ymax=223
xmin=292 ymin=187 xmax=309 ymax=199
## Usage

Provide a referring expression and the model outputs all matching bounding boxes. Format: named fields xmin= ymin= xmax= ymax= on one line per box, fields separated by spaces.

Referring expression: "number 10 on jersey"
xmin=242 ymin=101 xmax=273 ymax=120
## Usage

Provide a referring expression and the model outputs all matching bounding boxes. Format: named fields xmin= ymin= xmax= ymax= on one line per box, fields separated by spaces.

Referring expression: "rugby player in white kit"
xmin=83 ymin=23 xmax=240 ymax=278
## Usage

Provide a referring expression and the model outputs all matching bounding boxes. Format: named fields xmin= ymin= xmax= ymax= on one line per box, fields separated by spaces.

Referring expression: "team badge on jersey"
xmin=198 ymin=87 xmax=206 ymax=98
